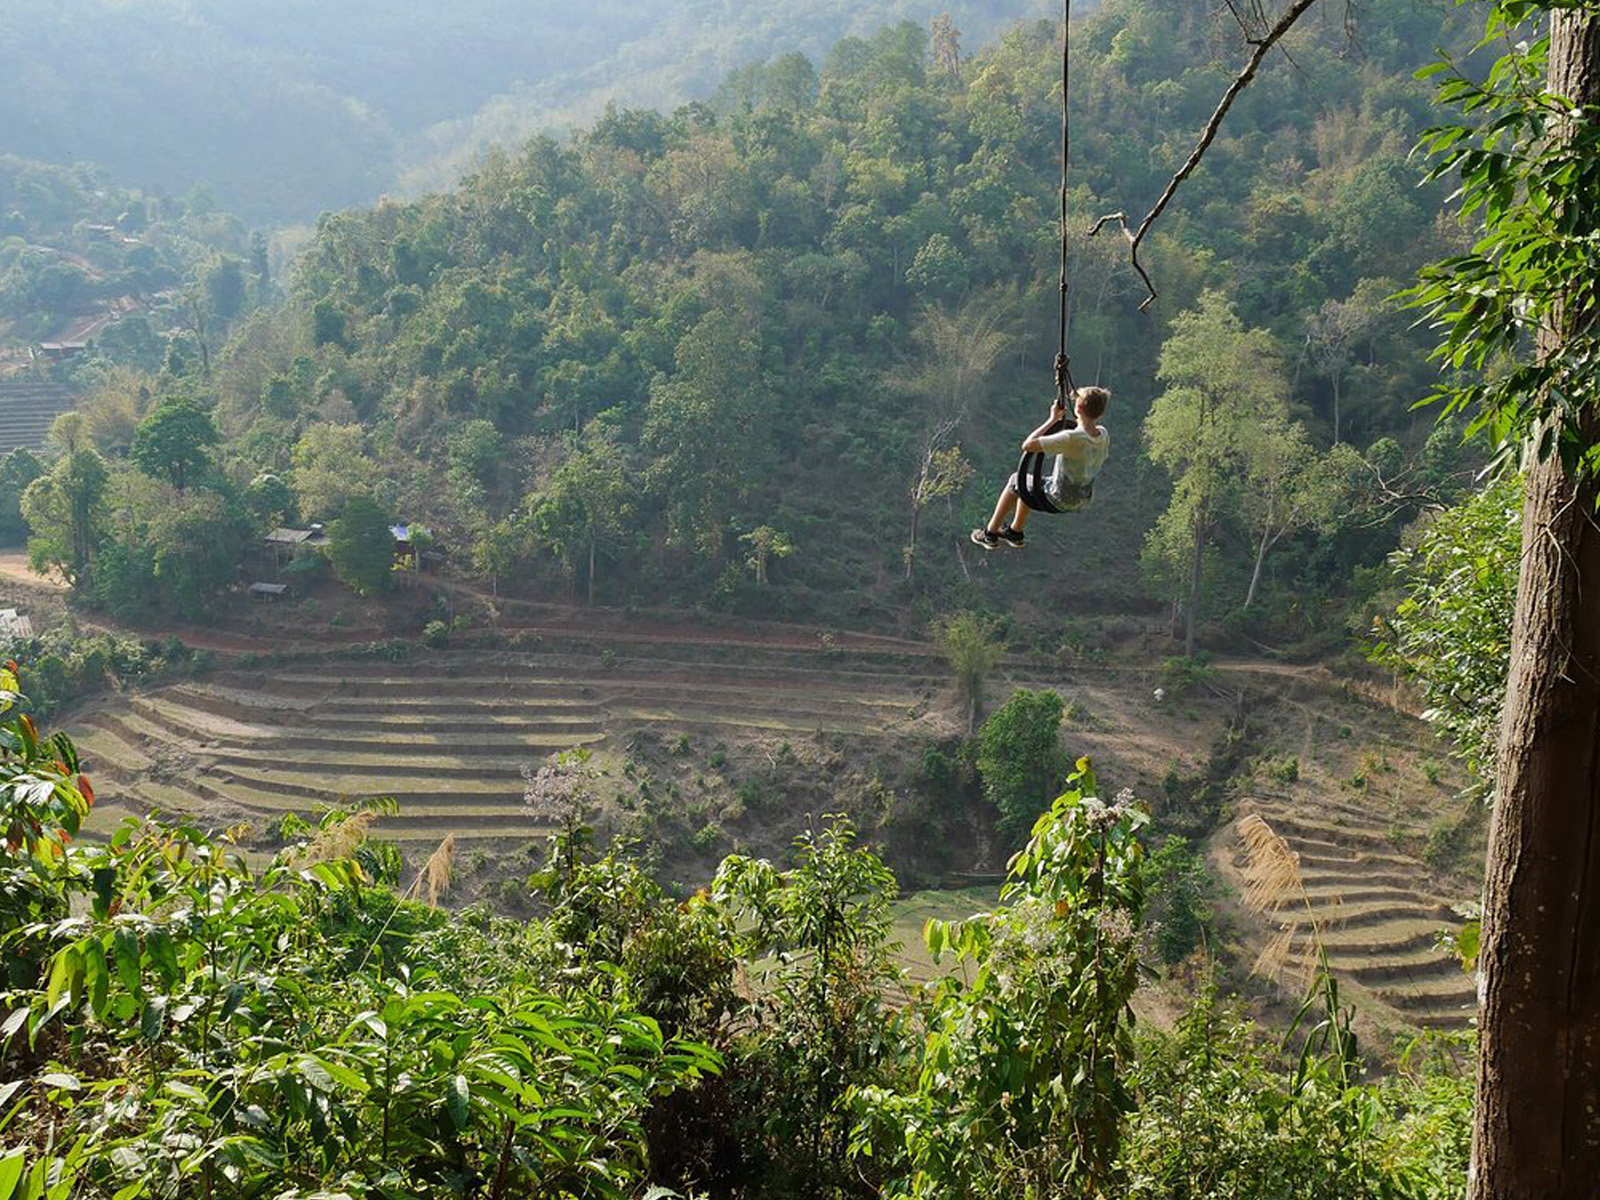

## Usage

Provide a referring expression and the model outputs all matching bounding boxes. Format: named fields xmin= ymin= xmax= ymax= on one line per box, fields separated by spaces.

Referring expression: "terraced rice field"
xmin=1219 ymin=790 xmax=1477 ymax=1034
xmin=67 ymin=632 xmax=1474 ymax=1034
xmin=73 ymin=640 xmax=947 ymax=849
xmin=0 ymin=380 xmax=77 ymax=451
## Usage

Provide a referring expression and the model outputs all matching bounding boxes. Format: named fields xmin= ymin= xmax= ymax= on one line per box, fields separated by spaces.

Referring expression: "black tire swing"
xmin=1013 ymin=0 xmax=1090 ymax=517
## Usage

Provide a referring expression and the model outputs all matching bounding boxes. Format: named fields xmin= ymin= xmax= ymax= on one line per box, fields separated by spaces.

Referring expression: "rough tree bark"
xmin=1184 ymin=498 xmax=1206 ymax=658
xmin=1471 ymin=13 xmax=1600 ymax=1200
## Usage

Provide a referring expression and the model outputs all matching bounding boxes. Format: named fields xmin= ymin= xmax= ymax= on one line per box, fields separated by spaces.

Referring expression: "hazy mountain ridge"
xmin=1 ymin=0 xmax=1050 ymax=222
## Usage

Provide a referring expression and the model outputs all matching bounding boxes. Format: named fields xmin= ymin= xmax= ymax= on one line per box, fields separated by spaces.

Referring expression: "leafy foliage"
xmin=1373 ymin=474 xmax=1521 ymax=786
xmin=1145 ymin=835 xmax=1214 ymax=965
xmin=34 ymin=1 xmax=1466 ymax=637
xmin=0 ymin=684 xmax=1478 ymax=1198
xmin=1408 ymin=6 xmax=1600 ymax=479
xmin=327 ymin=493 xmax=394 ymax=596
xmin=128 ymin=398 xmax=219 ymax=492
xmin=937 ymin=611 xmax=1004 ymax=732
xmin=855 ymin=761 xmax=1147 ymax=1197
xmin=715 ymin=819 xmax=905 ymax=1197
xmin=1120 ymin=995 xmax=1472 ymax=1199
xmin=976 ymin=687 xmax=1068 ymax=846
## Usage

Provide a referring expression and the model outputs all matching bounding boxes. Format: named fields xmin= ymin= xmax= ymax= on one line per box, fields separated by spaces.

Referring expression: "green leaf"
xmin=111 ymin=928 xmax=141 ymax=993
xmin=43 ymin=949 xmax=74 ymax=1010
xmin=108 ymin=1147 xmax=145 ymax=1179
xmin=0 ymin=1147 xmax=24 ymax=1200
xmin=90 ymin=867 xmax=116 ymax=920
xmin=297 ymin=1055 xmax=337 ymax=1093
xmin=0 ymin=1010 xmax=26 ymax=1045
xmin=140 ymin=996 xmax=167 ymax=1044
xmin=83 ymin=939 xmax=110 ymax=1020
xmin=447 ymin=1074 xmax=470 ymax=1129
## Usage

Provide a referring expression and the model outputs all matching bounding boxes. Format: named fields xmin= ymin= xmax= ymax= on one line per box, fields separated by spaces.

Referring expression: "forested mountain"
xmin=27 ymin=0 xmax=1470 ymax=643
xmin=0 ymin=0 xmax=1053 ymax=221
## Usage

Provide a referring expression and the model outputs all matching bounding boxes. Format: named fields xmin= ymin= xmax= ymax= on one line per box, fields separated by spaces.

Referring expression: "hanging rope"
xmin=1055 ymin=0 xmax=1076 ymax=403
xmin=1017 ymin=0 xmax=1079 ymax=517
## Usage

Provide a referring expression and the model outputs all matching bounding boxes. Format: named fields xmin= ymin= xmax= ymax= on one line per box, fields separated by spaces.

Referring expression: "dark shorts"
xmin=1007 ymin=472 xmax=1093 ymax=512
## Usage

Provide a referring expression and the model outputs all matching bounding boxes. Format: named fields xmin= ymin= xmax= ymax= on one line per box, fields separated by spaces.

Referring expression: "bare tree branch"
xmin=1088 ymin=0 xmax=1330 ymax=312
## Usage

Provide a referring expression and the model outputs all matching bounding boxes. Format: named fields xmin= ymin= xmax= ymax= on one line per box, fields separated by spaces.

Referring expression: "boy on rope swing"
xmin=971 ymin=384 xmax=1110 ymax=550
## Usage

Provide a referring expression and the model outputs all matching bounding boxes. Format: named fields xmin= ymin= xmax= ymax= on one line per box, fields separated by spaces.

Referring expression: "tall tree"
xmin=533 ymin=420 xmax=633 ymax=606
xmin=900 ymin=294 xmax=1011 ymax=581
xmin=0 ymin=448 xmax=43 ymax=545
xmin=129 ymin=399 xmax=220 ymax=492
xmin=905 ymin=439 xmax=972 ymax=582
xmin=937 ymin=610 xmax=1004 ymax=733
xmin=976 ymin=688 xmax=1067 ymax=847
xmin=643 ymin=315 xmax=763 ymax=561
xmin=1373 ymin=474 xmax=1522 ymax=787
xmin=741 ymin=524 xmax=794 ymax=587
xmin=1303 ymin=293 xmax=1378 ymax=444
xmin=1144 ymin=291 xmax=1287 ymax=654
xmin=327 ymin=494 xmax=393 ymax=596
xmin=930 ymin=13 xmax=963 ymax=81
xmin=1411 ymin=10 xmax=1600 ymax=1197
xmin=1236 ymin=421 xmax=1360 ymax=608
xmin=291 ymin=423 xmax=373 ymax=520
xmin=22 ymin=449 xmax=110 ymax=586
xmin=147 ymin=490 xmax=248 ymax=620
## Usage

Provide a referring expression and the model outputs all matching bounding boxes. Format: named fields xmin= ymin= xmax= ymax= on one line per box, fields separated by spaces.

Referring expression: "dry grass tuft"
xmin=1237 ymin=812 xmax=1335 ymax=985
xmin=422 ymin=834 xmax=456 ymax=905
xmin=1238 ymin=813 xmax=1303 ymax=915
xmin=294 ymin=811 xmax=378 ymax=869
xmin=1255 ymin=927 xmax=1298 ymax=982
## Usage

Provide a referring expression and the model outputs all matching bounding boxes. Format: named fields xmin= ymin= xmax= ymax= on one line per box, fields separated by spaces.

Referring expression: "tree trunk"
xmin=906 ymin=500 xmax=920 ymax=582
xmin=1184 ymin=500 xmax=1206 ymax=657
xmin=1244 ymin=525 xmax=1273 ymax=610
xmin=1471 ymin=15 xmax=1600 ymax=1200
xmin=1331 ymin=370 xmax=1341 ymax=445
xmin=587 ymin=529 xmax=595 ymax=608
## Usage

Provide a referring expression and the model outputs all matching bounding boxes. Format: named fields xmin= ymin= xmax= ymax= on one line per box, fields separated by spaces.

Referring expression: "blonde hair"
xmin=1075 ymin=386 xmax=1110 ymax=421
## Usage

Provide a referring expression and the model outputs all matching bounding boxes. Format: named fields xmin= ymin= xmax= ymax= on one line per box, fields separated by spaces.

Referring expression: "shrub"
xmin=1263 ymin=754 xmax=1300 ymax=783
xmin=1159 ymin=653 xmax=1216 ymax=696
xmin=693 ymin=822 xmax=721 ymax=851
xmin=977 ymin=689 xmax=1068 ymax=846
xmin=1147 ymin=836 xmax=1214 ymax=965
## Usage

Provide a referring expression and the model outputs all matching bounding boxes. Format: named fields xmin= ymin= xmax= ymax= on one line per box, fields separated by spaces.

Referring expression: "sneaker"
xmin=996 ymin=526 xmax=1025 ymax=549
xmin=970 ymin=528 xmax=1000 ymax=550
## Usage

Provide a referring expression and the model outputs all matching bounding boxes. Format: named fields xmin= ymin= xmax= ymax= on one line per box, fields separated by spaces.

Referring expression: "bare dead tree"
xmin=1088 ymin=0 xmax=1333 ymax=311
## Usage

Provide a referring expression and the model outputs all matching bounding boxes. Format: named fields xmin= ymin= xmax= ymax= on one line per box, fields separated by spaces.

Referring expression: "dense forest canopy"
xmin=97 ymin=0 xmax=1463 ymax=636
xmin=4 ymin=1 xmax=1491 ymax=652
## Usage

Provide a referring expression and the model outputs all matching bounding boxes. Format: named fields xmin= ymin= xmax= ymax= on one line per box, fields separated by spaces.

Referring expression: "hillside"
xmin=0 ymin=155 xmax=253 ymax=369
xmin=81 ymin=0 xmax=1466 ymax=655
xmin=0 ymin=0 xmax=1050 ymax=222
xmin=52 ymin=596 xmax=1478 ymax=1037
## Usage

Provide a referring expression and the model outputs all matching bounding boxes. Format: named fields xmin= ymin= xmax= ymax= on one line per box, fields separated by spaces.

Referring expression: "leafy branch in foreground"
xmin=1407 ymin=12 xmax=1600 ymax=476
xmin=854 ymin=760 xmax=1147 ymax=1197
